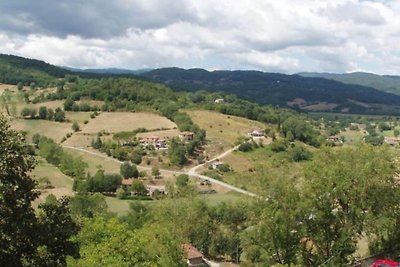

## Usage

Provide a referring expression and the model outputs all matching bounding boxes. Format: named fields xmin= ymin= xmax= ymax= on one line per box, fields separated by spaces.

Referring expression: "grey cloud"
xmin=0 ymin=0 xmax=197 ymax=39
xmin=320 ymin=2 xmax=386 ymax=26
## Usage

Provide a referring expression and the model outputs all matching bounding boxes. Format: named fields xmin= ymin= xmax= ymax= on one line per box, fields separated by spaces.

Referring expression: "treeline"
xmin=21 ymin=106 xmax=66 ymax=122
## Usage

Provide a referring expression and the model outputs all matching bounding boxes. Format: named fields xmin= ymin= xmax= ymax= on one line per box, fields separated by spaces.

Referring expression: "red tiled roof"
xmin=121 ymin=178 xmax=133 ymax=186
xmin=182 ymin=243 xmax=203 ymax=259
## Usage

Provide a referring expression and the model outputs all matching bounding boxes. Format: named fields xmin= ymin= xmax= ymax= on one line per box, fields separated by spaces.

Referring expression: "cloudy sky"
xmin=1 ymin=0 xmax=399 ymax=74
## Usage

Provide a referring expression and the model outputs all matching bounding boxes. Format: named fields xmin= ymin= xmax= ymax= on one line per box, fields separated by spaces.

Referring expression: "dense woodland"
xmin=1 ymin=55 xmax=400 ymax=266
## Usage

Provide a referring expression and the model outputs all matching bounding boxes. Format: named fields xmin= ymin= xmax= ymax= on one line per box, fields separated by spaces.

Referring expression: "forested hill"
xmin=141 ymin=68 xmax=400 ymax=114
xmin=298 ymin=72 xmax=400 ymax=96
xmin=0 ymin=54 xmax=134 ymax=87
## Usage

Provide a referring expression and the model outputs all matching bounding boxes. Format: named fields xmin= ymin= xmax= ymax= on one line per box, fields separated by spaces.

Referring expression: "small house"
xmin=146 ymin=185 xmax=166 ymax=196
xmin=248 ymin=129 xmax=265 ymax=137
xmin=211 ymin=161 xmax=223 ymax=170
xmin=214 ymin=98 xmax=224 ymax=104
xmin=179 ymin=132 xmax=195 ymax=142
xmin=121 ymin=178 xmax=134 ymax=190
xmin=327 ymin=135 xmax=343 ymax=144
xmin=182 ymin=244 xmax=210 ymax=267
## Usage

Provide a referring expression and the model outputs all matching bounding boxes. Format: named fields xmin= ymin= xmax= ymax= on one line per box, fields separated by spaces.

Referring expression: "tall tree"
xmin=0 ymin=114 xmax=39 ymax=265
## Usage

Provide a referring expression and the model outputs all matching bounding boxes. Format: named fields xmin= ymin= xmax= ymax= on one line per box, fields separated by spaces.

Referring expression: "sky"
xmin=0 ymin=0 xmax=400 ymax=74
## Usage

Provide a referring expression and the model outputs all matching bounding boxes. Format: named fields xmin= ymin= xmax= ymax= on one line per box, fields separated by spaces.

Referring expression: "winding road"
xmin=62 ymin=144 xmax=257 ymax=197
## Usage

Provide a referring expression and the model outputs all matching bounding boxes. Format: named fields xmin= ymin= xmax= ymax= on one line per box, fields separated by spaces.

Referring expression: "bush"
xmin=238 ymin=142 xmax=253 ymax=152
xmin=289 ymin=145 xmax=312 ymax=162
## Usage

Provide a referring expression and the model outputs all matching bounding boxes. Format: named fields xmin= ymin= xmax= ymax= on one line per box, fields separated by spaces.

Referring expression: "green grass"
xmin=196 ymin=192 xmax=246 ymax=205
xmin=32 ymin=158 xmax=73 ymax=189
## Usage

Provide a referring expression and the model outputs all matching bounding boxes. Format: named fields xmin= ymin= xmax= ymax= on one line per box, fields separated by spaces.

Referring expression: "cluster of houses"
xmin=138 ymin=131 xmax=195 ymax=150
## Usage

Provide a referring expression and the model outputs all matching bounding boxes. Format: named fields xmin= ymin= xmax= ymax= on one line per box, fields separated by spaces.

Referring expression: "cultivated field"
xmin=80 ymin=112 xmax=177 ymax=134
xmin=11 ymin=118 xmax=72 ymax=143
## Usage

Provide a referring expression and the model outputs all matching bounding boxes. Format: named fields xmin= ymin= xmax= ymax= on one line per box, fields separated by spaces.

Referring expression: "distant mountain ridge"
xmin=140 ymin=67 xmax=400 ymax=115
xmin=61 ymin=66 xmax=151 ymax=75
xmin=2 ymin=53 xmax=400 ymax=115
xmin=298 ymin=72 xmax=400 ymax=95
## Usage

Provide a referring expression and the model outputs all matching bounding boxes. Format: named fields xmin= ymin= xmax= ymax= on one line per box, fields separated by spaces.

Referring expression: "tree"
xmin=63 ymin=98 xmax=74 ymax=111
xmin=36 ymin=197 xmax=79 ymax=266
xmin=47 ymin=108 xmax=54 ymax=120
xmin=21 ymin=107 xmax=37 ymax=119
xmin=394 ymin=129 xmax=399 ymax=137
xmin=69 ymin=193 xmax=108 ymax=218
xmin=0 ymin=115 xmax=39 ymax=265
xmin=120 ymin=161 xmax=139 ymax=178
xmin=17 ymin=82 xmax=23 ymax=90
xmin=54 ymin=107 xmax=65 ymax=122
xmin=151 ymin=166 xmax=160 ymax=178
xmin=72 ymin=121 xmax=80 ymax=132
xmin=0 ymin=115 xmax=78 ymax=265
xmin=130 ymin=180 xmax=148 ymax=196
xmin=38 ymin=106 xmax=48 ymax=120
xmin=169 ymin=138 xmax=187 ymax=166
xmin=301 ymin=145 xmax=398 ymax=266
xmin=176 ymin=174 xmax=189 ymax=188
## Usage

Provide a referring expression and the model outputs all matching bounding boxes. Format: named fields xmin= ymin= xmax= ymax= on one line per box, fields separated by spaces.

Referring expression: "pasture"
xmin=80 ymin=112 xmax=177 ymax=134
xmin=31 ymin=158 xmax=74 ymax=208
xmin=185 ymin=109 xmax=266 ymax=157
xmin=11 ymin=118 xmax=72 ymax=143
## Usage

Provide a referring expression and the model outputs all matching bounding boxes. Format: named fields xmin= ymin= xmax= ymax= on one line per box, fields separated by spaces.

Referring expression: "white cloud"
xmin=0 ymin=0 xmax=399 ymax=74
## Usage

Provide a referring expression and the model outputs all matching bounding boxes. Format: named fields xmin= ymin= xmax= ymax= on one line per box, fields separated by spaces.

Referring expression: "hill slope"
xmin=298 ymin=72 xmax=400 ymax=95
xmin=141 ymin=68 xmax=400 ymax=114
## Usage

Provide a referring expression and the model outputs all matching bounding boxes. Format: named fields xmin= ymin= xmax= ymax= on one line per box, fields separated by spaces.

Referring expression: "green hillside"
xmin=141 ymin=68 xmax=400 ymax=115
xmin=299 ymin=71 xmax=400 ymax=95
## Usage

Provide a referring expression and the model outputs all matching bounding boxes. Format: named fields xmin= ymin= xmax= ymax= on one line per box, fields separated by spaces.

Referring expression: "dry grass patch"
xmin=81 ymin=112 xmax=176 ymax=134
xmin=31 ymin=159 xmax=74 ymax=208
xmin=185 ymin=109 xmax=265 ymax=157
xmin=11 ymin=118 xmax=72 ymax=143
xmin=136 ymin=129 xmax=180 ymax=139
xmin=0 ymin=84 xmax=18 ymax=94
xmin=63 ymin=133 xmax=94 ymax=147
xmin=66 ymin=112 xmax=92 ymax=124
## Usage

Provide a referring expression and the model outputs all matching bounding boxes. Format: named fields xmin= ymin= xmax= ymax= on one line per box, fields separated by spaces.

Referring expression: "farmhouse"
xmin=139 ymin=136 xmax=167 ymax=149
xmin=182 ymin=244 xmax=210 ymax=267
xmin=179 ymin=131 xmax=195 ymax=142
xmin=146 ymin=185 xmax=166 ymax=196
xmin=214 ymin=98 xmax=224 ymax=103
xmin=211 ymin=161 xmax=224 ymax=170
xmin=121 ymin=178 xmax=134 ymax=190
xmin=248 ymin=129 xmax=265 ymax=137
xmin=327 ymin=135 xmax=343 ymax=144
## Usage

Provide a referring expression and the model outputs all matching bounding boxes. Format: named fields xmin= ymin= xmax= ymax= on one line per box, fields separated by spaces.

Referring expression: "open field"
xmin=64 ymin=147 xmax=121 ymax=174
xmin=65 ymin=111 xmax=92 ymax=124
xmin=31 ymin=158 xmax=74 ymax=208
xmin=136 ymin=128 xmax=180 ymax=139
xmin=0 ymin=83 xmax=18 ymax=94
xmin=341 ymin=129 xmax=365 ymax=145
xmin=81 ymin=112 xmax=177 ymax=134
xmin=185 ymin=109 xmax=266 ymax=158
xmin=11 ymin=118 xmax=72 ymax=143
xmin=63 ymin=133 xmax=94 ymax=147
